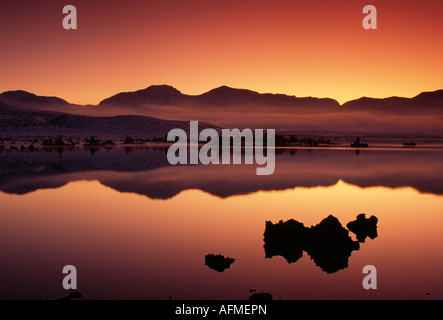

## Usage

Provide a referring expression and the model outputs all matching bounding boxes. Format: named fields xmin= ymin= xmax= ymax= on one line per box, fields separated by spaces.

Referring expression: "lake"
xmin=0 ymin=146 xmax=442 ymax=299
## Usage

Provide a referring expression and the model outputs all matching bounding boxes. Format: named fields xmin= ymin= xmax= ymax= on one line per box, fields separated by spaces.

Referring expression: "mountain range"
xmin=98 ymin=85 xmax=341 ymax=112
xmin=1 ymin=85 xmax=443 ymax=136
xmin=1 ymin=85 xmax=442 ymax=114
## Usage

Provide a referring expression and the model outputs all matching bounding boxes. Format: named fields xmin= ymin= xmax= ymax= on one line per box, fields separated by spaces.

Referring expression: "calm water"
xmin=0 ymin=147 xmax=442 ymax=299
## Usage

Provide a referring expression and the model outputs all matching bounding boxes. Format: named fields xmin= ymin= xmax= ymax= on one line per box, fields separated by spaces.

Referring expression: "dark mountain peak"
xmin=99 ymin=85 xmax=186 ymax=106
xmin=0 ymin=90 xmax=68 ymax=105
xmin=344 ymin=96 xmax=404 ymax=104
xmin=351 ymin=96 xmax=374 ymax=102
xmin=412 ymin=89 xmax=443 ymax=102
xmin=98 ymin=84 xmax=341 ymax=111
xmin=199 ymin=85 xmax=261 ymax=105
xmin=203 ymin=85 xmax=258 ymax=95
xmin=140 ymin=85 xmax=183 ymax=96
xmin=199 ymin=86 xmax=340 ymax=110
xmin=341 ymin=89 xmax=443 ymax=114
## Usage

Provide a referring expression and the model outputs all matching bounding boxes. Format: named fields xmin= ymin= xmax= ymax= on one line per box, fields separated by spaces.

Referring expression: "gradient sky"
xmin=0 ymin=0 xmax=442 ymax=105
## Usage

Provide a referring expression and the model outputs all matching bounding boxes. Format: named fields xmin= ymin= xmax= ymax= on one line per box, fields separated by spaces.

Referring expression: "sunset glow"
xmin=1 ymin=0 xmax=443 ymax=305
xmin=1 ymin=180 xmax=443 ymax=299
xmin=1 ymin=0 xmax=442 ymax=104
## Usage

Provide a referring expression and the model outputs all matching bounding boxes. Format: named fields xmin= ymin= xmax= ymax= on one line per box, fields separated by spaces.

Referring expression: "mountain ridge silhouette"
xmin=1 ymin=85 xmax=442 ymax=114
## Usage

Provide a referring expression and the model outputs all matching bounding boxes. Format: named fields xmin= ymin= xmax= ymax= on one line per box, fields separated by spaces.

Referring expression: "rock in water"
xmin=205 ymin=254 xmax=235 ymax=272
xmin=347 ymin=214 xmax=378 ymax=243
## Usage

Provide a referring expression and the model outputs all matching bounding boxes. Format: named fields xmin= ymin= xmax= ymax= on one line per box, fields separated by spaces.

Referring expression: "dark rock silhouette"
xmin=350 ymin=137 xmax=368 ymax=148
xmin=205 ymin=254 xmax=235 ymax=272
xmin=123 ymin=135 xmax=135 ymax=144
xmin=42 ymin=134 xmax=68 ymax=147
xmin=83 ymin=135 xmax=102 ymax=147
xmin=264 ymin=214 xmax=377 ymax=273
xmin=55 ymin=291 xmax=83 ymax=300
xmin=346 ymin=213 xmax=378 ymax=243
xmin=305 ymin=215 xmax=360 ymax=273
xmin=264 ymin=219 xmax=307 ymax=263
xmin=249 ymin=292 xmax=273 ymax=300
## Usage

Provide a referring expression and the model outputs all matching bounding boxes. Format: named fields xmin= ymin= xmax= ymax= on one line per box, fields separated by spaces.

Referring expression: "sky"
xmin=0 ymin=0 xmax=442 ymax=105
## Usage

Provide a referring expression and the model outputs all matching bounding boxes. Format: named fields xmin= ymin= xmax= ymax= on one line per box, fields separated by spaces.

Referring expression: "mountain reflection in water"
xmin=0 ymin=146 xmax=442 ymax=199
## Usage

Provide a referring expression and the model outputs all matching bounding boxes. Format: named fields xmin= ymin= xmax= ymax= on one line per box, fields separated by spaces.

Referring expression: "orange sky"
xmin=0 ymin=0 xmax=442 ymax=105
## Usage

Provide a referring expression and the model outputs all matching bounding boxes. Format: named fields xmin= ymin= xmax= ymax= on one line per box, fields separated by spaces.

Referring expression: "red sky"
xmin=0 ymin=0 xmax=442 ymax=105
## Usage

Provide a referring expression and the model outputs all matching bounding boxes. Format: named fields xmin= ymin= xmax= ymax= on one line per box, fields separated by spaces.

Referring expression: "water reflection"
xmin=0 ymin=178 xmax=442 ymax=299
xmin=264 ymin=214 xmax=378 ymax=273
xmin=0 ymin=147 xmax=442 ymax=198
